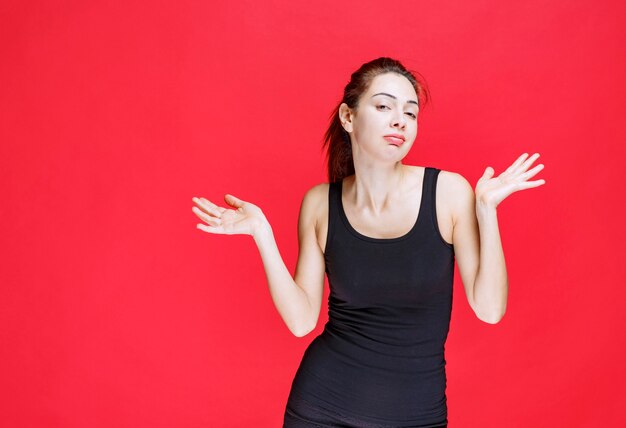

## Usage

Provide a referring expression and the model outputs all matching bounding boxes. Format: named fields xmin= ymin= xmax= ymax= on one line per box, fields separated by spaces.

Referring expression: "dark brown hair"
xmin=322 ymin=57 xmax=431 ymax=183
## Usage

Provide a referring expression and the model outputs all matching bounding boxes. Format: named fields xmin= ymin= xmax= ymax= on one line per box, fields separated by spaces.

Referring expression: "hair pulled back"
xmin=322 ymin=57 xmax=431 ymax=183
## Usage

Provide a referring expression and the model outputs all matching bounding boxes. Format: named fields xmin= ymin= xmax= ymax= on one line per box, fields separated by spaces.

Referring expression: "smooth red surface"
xmin=1 ymin=1 xmax=625 ymax=426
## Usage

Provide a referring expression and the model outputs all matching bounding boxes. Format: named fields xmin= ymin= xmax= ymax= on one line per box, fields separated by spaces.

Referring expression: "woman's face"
xmin=341 ymin=72 xmax=419 ymax=162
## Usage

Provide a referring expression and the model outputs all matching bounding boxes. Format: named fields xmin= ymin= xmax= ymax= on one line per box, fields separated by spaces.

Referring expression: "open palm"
xmin=192 ymin=194 xmax=267 ymax=236
xmin=476 ymin=152 xmax=546 ymax=208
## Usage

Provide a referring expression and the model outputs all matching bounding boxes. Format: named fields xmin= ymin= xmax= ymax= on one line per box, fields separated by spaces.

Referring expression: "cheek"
xmin=353 ymin=116 xmax=378 ymax=140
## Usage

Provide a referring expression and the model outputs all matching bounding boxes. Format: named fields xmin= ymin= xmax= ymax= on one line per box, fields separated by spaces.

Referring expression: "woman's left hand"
xmin=475 ymin=152 xmax=546 ymax=209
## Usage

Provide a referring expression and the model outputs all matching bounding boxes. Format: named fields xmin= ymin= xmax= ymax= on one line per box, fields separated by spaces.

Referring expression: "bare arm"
xmin=192 ymin=186 xmax=326 ymax=337
xmin=449 ymin=174 xmax=507 ymax=324
xmin=253 ymin=184 xmax=326 ymax=337
xmin=449 ymin=153 xmax=545 ymax=324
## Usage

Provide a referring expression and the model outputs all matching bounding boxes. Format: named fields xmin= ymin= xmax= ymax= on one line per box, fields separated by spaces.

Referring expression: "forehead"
xmin=366 ymin=72 xmax=417 ymax=100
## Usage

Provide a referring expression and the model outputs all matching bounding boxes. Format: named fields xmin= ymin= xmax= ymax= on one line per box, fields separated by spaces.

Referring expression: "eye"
xmin=376 ymin=105 xmax=390 ymax=110
xmin=405 ymin=112 xmax=417 ymax=119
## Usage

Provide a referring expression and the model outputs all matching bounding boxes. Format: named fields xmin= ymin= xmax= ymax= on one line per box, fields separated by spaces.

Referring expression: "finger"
xmin=504 ymin=153 xmax=529 ymax=174
xmin=197 ymin=223 xmax=226 ymax=234
xmin=482 ymin=166 xmax=495 ymax=179
xmin=199 ymin=197 xmax=224 ymax=216
xmin=519 ymin=163 xmax=545 ymax=180
xmin=192 ymin=206 xmax=222 ymax=226
xmin=192 ymin=197 xmax=222 ymax=217
xmin=200 ymin=198 xmax=225 ymax=217
xmin=518 ymin=153 xmax=541 ymax=173
xmin=516 ymin=179 xmax=546 ymax=190
xmin=224 ymin=194 xmax=245 ymax=209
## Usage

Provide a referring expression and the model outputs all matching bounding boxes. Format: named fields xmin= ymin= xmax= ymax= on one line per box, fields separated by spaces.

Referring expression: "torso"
xmin=315 ymin=165 xmax=455 ymax=253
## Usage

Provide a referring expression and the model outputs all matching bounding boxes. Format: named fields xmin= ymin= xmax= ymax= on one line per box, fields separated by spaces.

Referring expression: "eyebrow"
xmin=371 ymin=92 xmax=419 ymax=106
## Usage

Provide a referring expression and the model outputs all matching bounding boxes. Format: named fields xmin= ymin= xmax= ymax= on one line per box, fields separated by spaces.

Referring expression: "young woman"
xmin=192 ymin=57 xmax=545 ymax=427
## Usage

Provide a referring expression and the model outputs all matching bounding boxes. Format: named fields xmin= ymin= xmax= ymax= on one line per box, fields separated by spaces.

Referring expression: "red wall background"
xmin=1 ymin=1 xmax=625 ymax=426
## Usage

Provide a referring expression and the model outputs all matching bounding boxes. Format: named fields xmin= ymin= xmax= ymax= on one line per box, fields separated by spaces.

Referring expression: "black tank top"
xmin=284 ymin=167 xmax=455 ymax=428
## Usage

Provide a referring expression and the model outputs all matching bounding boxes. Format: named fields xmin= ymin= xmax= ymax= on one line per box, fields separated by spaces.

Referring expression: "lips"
xmin=384 ymin=135 xmax=405 ymax=146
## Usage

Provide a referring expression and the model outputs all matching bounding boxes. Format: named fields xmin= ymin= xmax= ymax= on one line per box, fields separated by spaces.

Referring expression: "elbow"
xmin=291 ymin=327 xmax=309 ymax=338
xmin=291 ymin=321 xmax=316 ymax=338
xmin=478 ymin=313 xmax=504 ymax=324
xmin=480 ymin=313 xmax=504 ymax=324
xmin=476 ymin=307 xmax=506 ymax=324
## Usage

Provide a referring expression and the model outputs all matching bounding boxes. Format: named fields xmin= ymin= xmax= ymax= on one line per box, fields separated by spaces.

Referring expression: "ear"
xmin=338 ymin=103 xmax=354 ymax=133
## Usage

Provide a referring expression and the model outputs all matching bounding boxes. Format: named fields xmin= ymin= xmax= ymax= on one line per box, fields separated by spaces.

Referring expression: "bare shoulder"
xmin=304 ymin=182 xmax=330 ymax=198
xmin=437 ymin=169 xmax=475 ymax=224
xmin=301 ymin=182 xmax=329 ymax=218
xmin=437 ymin=169 xmax=473 ymax=194
xmin=299 ymin=182 xmax=330 ymax=251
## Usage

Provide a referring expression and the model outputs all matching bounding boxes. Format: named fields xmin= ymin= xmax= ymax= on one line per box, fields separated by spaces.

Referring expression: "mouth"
xmin=383 ymin=136 xmax=405 ymax=146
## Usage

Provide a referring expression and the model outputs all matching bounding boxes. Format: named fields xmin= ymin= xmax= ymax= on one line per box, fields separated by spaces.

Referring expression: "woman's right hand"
xmin=192 ymin=194 xmax=268 ymax=237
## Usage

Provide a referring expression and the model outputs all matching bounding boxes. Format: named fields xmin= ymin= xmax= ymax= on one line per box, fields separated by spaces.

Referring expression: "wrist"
xmin=252 ymin=220 xmax=273 ymax=241
xmin=476 ymin=202 xmax=498 ymax=221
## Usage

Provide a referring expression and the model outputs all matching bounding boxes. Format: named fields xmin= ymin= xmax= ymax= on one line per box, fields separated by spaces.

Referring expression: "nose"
xmin=391 ymin=110 xmax=407 ymax=129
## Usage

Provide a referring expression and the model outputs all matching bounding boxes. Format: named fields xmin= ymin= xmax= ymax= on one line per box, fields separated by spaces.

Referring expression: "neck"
xmin=345 ymin=160 xmax=408 ymax=216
